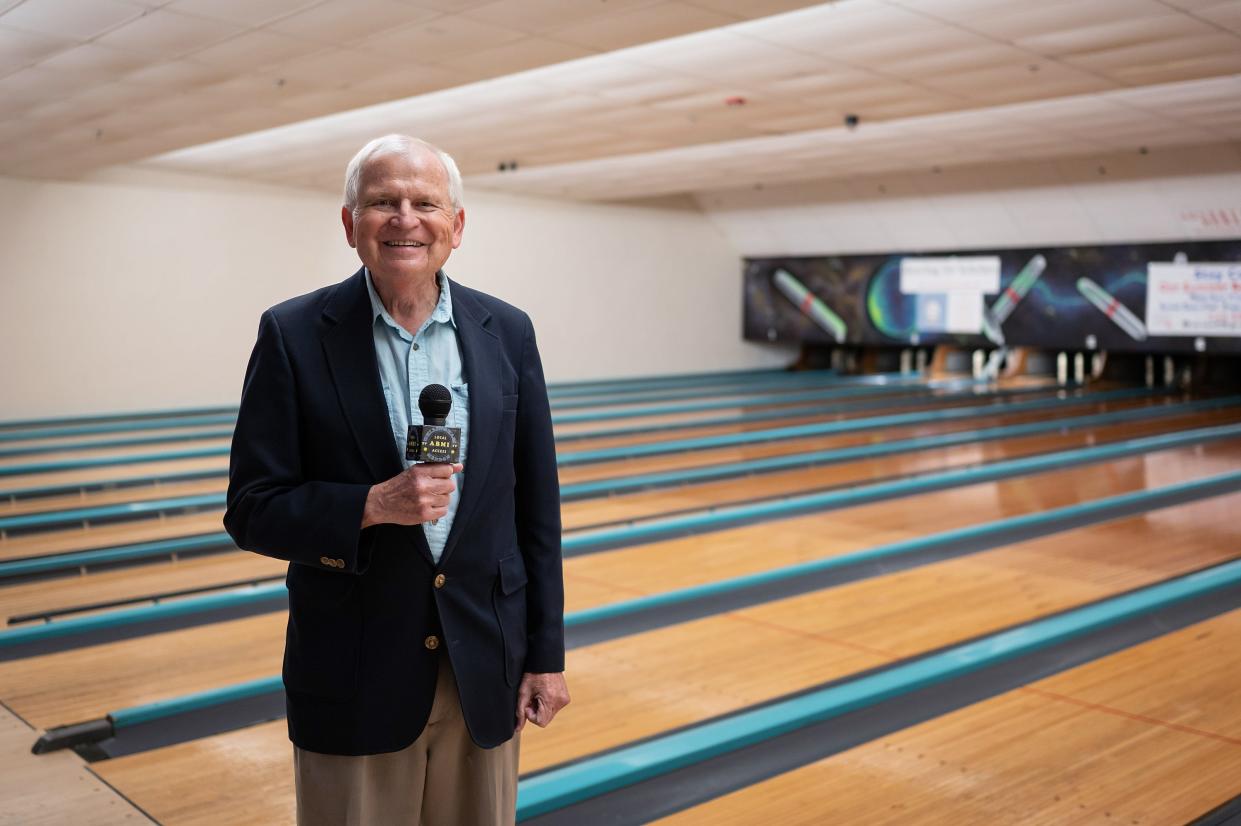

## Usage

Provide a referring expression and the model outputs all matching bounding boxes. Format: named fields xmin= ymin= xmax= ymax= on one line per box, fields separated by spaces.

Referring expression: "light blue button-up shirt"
xmin=365 ymin=269 xmax=469 ymax=563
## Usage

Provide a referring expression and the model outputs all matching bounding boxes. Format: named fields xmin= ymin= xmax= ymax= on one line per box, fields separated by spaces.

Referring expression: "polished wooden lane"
xmin=561 ymin=434 xmax=1241 ymax=613
xmin=560 ymin=405 xmax=1241 ymax=530
xmin=556 ymin=394 xmax=1176 ymax=484
xmin=0 ymin=435 xmax=231 ymax=470
xmin=551 ymin=386 xmax=1064 ymax=452
xmin=2 ymin=395 xmax=1213 ymax=564
xmin=0 ymin=511 xmax=225 ymax=563
xmin=1 ymin=477 xmax=225 ymax=518
xmin=90 ymin=486 xmax=1241 ymax=825
xmin=654 ymin=608 xmax=1241 ymax=825
xmin=0 ymin=385 xmax=1052 ymax=518
xmin=0 ymin=552 xmax=286 ymax=624
xmin=4 ymin=411 xmax=1234 ymax=620
xmin=7 ymin=442 xmax=1235 ymax=738
xmin=0 ymin=456 xmax=229 ymax=499
xmin=0 ymin=374 xmax=872 ymax=464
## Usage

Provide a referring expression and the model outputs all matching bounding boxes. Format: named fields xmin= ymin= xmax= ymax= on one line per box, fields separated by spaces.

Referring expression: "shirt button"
xmin=434 ymin=574 xmax=446 ymax=589
xmin=424 ymin=635 xmax=440 ymax=650
xmin=412 ymin=343 xmax=420 ymax=351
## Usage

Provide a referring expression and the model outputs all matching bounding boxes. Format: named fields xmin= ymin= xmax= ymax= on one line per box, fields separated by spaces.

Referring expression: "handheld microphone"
xmin=405 ymin=384 xmax=462 ymax=464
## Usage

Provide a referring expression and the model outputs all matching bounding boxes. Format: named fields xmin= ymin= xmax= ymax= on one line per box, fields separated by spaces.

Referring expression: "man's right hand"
xmin=361 ymin=462 xmax=463 ymax=528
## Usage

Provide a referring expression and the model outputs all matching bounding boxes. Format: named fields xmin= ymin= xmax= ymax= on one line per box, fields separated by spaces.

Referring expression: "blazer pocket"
xmin=493 ymin=554 xmax=528 ymax=686
xmin=283 ymin=580 xmax=361 ymax=699
xmin=501 ymin=393 xmax=519 ymax=413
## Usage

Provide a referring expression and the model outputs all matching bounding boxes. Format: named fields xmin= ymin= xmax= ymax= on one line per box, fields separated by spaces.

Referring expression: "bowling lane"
xmin=654 ymin=609 xmax=1241 ymax=825
xmin=554 ymin=385 xmax=1056 ymax=450
xmin=557 ymin=394 xmax=1184 ymax=484
xmin=560 ymin=404 xmax=1241 ymax=530
xmin=10 ymin=441 xmax=1237 ymax=741
xmin=0 ymin=511 xmax=225 ymax=563
xmin=0 ymin=456 xmax=228 ymax=500
xmin=90 ymin=485 xmax=1241 ymax=825
xmin=4 ymin=406 xmax=1232 ymax=622
xmin=0 ymin=384 xmax=1037 ymax=518
xmin=0 ymin=435 xmax=231 ymax=470
xmin=1 ymin=477 xmax=225 ymax=518
xmin=0 ymin=552 xmax=285 ymax=624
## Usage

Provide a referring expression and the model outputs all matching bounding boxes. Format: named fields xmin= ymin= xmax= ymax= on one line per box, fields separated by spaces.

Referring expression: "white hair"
xmin=343 ymin=134 xmax=464 ymax=213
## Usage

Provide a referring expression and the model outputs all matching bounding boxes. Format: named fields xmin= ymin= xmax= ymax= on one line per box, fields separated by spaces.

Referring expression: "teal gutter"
xmin=562 ymin=421 xmax=1241 ymax=552
xmin=0 ymin=405 xmax=235 ymax=432
xmin=0 ymin=379 xmax=989 ymax=499
xmin=0 ymin=373 xmax=785 ymax=444
xmin=549 ymin=372 xmax=914 ymax=411
xmin=516 ymin=554 xmax=1241 ymax=818
xmin=0 ymin=446 xmax=228 ymax=480
xmin=0 ymin=428 xmax=234 ymax=460
xmin=109 ymin=674 xmax=284 ymax=728
xmin=552 ymin=378 xmax=1011 ymax=425
xmin=557 ymin=385 xmax=1161 ymax=466
xmin=0 ymin=468 xmax=225 ymax=503
xmin=548 ymin=367 xmax=785 ymax=395
xmin=1 ymin=394 xmax=1228 ymax=537
xmin=0 ymin=494 xmax=223 ymax=533
xmin=7 ymin=431 xmax=1240 ymax=656
xmin=0 ymin=581 xmax=286 ymax=648
xmin=548 ymin=369 xmax=831 ymax=401
xmin=0 ymin=532 xmax=233 ymax=580
xmin=0 ymin=380 xmax=1061 ymax=479
xmin=567 ymin=470 xmax=1241 ymax=627
xmin=0 ymin=380 xmax=985 ymax=460
xmin=7 ymin=412 xmax=1233 ymax=580
xmin=0 ymin=414 xmax=238 ymax=444
xmin=559 ymin=393 xmax=1228 ymax=500
xmin=555 ymin=378 xmax=999 ymax=442
xmin=52 ymin=467 xmax=1241 ymax=740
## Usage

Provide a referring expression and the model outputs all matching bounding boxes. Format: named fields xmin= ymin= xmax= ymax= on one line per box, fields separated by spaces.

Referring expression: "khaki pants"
xmin=294 ymin=655 xmax=520 ymax=826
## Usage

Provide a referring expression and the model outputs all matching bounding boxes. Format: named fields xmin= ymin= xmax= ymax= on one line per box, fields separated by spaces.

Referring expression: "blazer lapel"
xmin=321 ymin=269 xmax=404 ymax=483
xmin=439 ymin=278 xmax=500 ymax=567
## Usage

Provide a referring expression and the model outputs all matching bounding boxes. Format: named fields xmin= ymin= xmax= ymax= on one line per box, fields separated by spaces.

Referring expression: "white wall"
xmin=0 ymin=167 xmax=787 ymax=419
xmin=697 ymin=142 xmax=1241 ymax=256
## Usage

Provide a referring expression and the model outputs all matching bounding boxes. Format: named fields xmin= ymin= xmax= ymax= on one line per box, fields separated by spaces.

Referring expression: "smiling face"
xmin=342 ymin=147 xmax=465 ymax=285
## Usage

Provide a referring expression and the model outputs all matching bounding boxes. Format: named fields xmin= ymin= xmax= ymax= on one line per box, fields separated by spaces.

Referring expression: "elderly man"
xmin=225 ymin=134 xmax=568 ymax=825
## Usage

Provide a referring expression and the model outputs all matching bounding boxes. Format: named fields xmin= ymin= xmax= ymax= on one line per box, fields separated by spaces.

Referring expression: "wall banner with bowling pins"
xmin=743 ymin=238 xmax=1241 ymax=354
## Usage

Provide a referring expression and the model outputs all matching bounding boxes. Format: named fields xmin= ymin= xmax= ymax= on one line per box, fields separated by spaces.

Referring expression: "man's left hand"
xmin=516 ymin=672 xmax=570 ymax=732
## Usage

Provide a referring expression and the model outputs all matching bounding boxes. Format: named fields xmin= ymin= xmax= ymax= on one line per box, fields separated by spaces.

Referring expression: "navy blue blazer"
xmin=224 ymin=268 xmax=564 ymax=755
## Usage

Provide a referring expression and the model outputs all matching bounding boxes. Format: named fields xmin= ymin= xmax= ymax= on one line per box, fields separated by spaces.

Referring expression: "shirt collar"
xmin=364 ymin=269 xmax=456 ymax=333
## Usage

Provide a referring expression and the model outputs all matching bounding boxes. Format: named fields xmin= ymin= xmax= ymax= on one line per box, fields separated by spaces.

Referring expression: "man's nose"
xmin=389 ymin=201 xmax=420 ymax=225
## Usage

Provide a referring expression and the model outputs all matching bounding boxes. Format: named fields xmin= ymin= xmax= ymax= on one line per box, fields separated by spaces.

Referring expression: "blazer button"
xmin=335 ymin=558 xmax=345 ymax=568
xmin=320 ymin=556 xmax=331 ymax=566
xmin=434 ymin=574 xmax=446 ymax=589
xmin=424 ymin=635 xmax=440 ymax=650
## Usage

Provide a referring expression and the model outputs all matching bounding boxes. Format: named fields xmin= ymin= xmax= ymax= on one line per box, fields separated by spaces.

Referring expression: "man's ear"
xmin=342 ymin=205 xmax=357 ymax=248
xmin=451 ymin=208 xmax=465 ymax=249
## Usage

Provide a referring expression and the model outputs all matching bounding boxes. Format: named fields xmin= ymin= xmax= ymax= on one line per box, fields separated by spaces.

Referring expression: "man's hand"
xmin=362 ymin=462 xmax=463 ymax=527
xmin=516 ymin=672 xmax=569 ymax=732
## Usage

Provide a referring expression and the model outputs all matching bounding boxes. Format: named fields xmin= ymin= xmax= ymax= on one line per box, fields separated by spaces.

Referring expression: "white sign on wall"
xmin=900 ymin=256 xmax=1001 ymax=294
xmin=900 ymin=256 xmax=999 ymax=334
xmin=1146 ymin=262 xmax=1241 ymax=337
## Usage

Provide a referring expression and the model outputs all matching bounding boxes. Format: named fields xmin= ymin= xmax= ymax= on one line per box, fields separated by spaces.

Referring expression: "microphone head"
xmin=418 ymin=383 xmax=453 ymax=425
